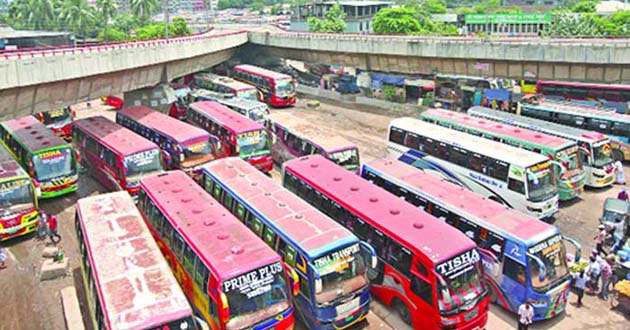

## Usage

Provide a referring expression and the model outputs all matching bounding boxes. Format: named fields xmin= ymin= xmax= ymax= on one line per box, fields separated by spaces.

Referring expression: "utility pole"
xmin=164 ymin=0 xmax=170 ymax=39
xmin=206 ymin=0 xmax=211 ymax=31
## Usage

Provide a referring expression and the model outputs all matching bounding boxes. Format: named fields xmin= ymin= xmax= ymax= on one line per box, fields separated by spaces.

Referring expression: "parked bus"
xmin=75 ymin=191 xmax=197 ymax=330
xmin=467 ymin=106 xmax=615 ymax=188
xmin=282 ymin=155 xmax=489 ymax=330
xmin=139 ymin=170 xmax=297 ymax=330
xmin=187 ymin=101 xmax=273 ymax=173
xmin=518 ymin=95 xmax=630 ymax=162
xmin=116 ymin=106 xmax=216 ymax=181
xmin=388 ymin=118 xmax=558 ymax=220
xmin=267 ymin=112 xmax=360 ymax=172
xmin=33 ymin=106 xmax=75 ymax=141
xmin=537 ymin=80 xmax=630 ymax=114
xmin=519 ymin=80 xmax=537 ymax=95
xmin=420 ymin=108 xmax=585 ymax=201
xmin=361 ymin=158 xmax=582 ymax=321
xmin=194 ymin=72 xmax=259 ymax=101
xmin=233 ymin=65 xmax=297 ymax=107
xmin=202 ymin=158 xmax=377 ymax=330
xmin=0 ymin=116 xmax=78 ymax=199
xmin=214 ymin=97 xmax=270 ymax=124
xmin=73 ymin=116 xmax=164 ymax=196
xmin=433 ymin=74 xmax=497 ymax=111
xmin=0 ymin=145 xmax=39 ymax=241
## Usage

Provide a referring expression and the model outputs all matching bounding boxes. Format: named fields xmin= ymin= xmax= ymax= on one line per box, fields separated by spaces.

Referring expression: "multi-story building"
xmin=291 ymin=1 xmax=392 ymax=33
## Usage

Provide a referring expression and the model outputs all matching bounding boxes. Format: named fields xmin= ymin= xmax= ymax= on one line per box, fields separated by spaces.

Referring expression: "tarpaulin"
xmin=484 ymin=89 xmax=511 ymax=101
xmin=371 ymin=72 xmax=405 ymax=86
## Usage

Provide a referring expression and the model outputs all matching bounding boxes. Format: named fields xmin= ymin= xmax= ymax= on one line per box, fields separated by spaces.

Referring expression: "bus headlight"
xmin=529 ymin=299 xmax=547 ymax=308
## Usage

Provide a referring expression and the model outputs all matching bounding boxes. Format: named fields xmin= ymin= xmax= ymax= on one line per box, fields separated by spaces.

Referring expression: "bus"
xmin=388 ymin=118 xmax=558 ymax=220
xmin=420 ymin=108 xmax=585 ymax=201
xmin=33 ymin=106 xmax=75 ymax=141
xmin=138 ymin=171 xmax=297 ymax=330
xmin=233 ymin=65 xmax=297 ymax=108
xmin=0 ymin=116 xmax=78 ymax=199
xmin=75 ymin=191 xmax=198 ymax=330
xmin=73 ymin=116 xmax=164 ymax=196
xmin=518 ymin=96 xmax=630 ymax=162
xmin=214 ymin=97 xmax=270 ymax=125
xmin=518 ymin=80 xmax=537 ymax=95
xmin=361 ymin=158 xmax=582 ymax=321
xmin=267 ymin=112 xmax=360 ymax=172
xmin=433 ymin=74 xmax=498 ymax=111
xmin=282 ymin=155 xmax=489 ymax=330
xmin=194 ymin=72 xmax=259 ymax=101
xmin=116 ymin=106 xmax=216 ymax=181
xmin=537 ymin=80 xmax=630 ymax=114
xmin=467 ymin=106 xmax=615 ymax=188
xmin=0 ymin=145 xmax=39 ymax=241
xmin=202 ymin=158 xmax=377 ymax=330
xmin=187 ymin=101 xmax=273 ymax=173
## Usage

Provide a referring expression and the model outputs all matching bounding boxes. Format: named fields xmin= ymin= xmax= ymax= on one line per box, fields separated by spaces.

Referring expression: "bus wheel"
xmin=393 ymin=298 xmax=411 ymax=325
xmin=613 ymin=150 xmax=624 ymax=162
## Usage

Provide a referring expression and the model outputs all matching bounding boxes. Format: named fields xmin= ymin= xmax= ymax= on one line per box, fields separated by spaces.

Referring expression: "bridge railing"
xmin=1 ymin=30 xmax=248 ymax=60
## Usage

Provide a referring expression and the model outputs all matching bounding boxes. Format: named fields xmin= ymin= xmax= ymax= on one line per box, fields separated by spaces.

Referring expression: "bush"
xmin=98 ymin=28 xmax=129 ymax=41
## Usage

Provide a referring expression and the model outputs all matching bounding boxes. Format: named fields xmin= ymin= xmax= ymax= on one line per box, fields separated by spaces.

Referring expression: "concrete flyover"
xmin=247 ymin=31 xmax=630 ymax=84
xmin=0 ymin=31 xmax=248 ymax=119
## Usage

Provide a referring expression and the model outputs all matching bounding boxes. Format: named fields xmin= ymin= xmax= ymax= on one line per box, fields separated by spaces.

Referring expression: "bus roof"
xmin=189 ymin=101 xmax=266 ymax=134
xmin=140 ymin=171 xmax=281 ymax=280
xmin=268 ymin=112 xmax=356 ymax=152
xmin=1 ymin=115 xmax=69 ymax=152
xmin=195 ymin=72 xmax=256 ymax=91
xmin=73 ymin=116 xmax=160 ymax=157
xmin=0 ymin=145 xmax=28 ymax=181
xmin=284 ymin=155 xmax=477 ymax=265
xmin=76 ymin=191 xmax=192 ymax=330
xmin=538 ymin=80 xmax=630 ymax=91
xmin=234 ymin=64 xmax=292 ymax=80
xmin=216 ymin=97 xmax=268 ymax=110
xmin=422 ymin=108 xmax=573 ymax=150
xmin=467 ymin=107 xmax=608 ymax=144
xmin=364 ymin=159 xmax=558 ymax=244
xmin=118 ymin=106 xmax=209 ymax=144
xmin=521 ymin=98 xmax=630 ymax=123
xmin=391 ymin=117 xmax=549 ymax=168
xmin=203 ymin=157 xmax=357 ymax=259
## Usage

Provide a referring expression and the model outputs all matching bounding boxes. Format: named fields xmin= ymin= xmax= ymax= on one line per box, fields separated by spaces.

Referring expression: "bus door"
xmin=499 ymin=241 xmax=528 ymax=311
xmin=409 ymin=261 xmax=438 ymax=329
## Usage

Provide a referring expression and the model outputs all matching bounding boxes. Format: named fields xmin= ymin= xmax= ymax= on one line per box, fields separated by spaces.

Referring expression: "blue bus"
xmin=201 ymin=157 xmax=377 ymax=330
xmin=361 ymin=158 xmax=582 ymax=321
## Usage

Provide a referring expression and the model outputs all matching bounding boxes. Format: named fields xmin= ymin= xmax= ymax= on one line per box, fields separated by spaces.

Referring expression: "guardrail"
xmin=1 ymin=30 xmax=248 ymax=60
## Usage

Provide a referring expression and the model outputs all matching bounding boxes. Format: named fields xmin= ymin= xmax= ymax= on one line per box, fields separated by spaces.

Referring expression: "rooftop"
xmin=189 ymin=101 xmax=265 ymax=134
xmin=117 ymin=106 xmax=209 ymax=143
xmin=268 ymin=112 xmax=356 ymax=152
xmin=2 ymin=115 xmax=69 ymax=152
xmin=0 ymin=145 xmax=28 ymax=180
xmin=73 ymin=116 xmax=160 ymax=157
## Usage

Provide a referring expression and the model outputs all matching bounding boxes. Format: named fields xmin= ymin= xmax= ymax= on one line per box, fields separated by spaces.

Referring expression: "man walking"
xmin=594 ymin=224 xmax=607 ymax=256
xmin=573 ymin=270 xmax=589 ymax=307
xmin=599 ymin=256 xmax=613 ymax=301
xmin=47 ymin=213 xmax=61 ymax=245
xmin=517 ymin=300 xmax=534 ymax=330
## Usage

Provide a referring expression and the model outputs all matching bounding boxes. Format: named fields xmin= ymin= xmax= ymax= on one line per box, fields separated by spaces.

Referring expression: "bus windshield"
xmin=237 ymin=89 xmax=258 ymax=101
xmin=181 ymin=137 xmax=214 ymax=168
xmin=222 ymin=262 xmax=290 ymax=330
xmin=528 ymin=235 xmax=569 ymax=292
xmin=556 ymin=147 xmax=582 ymax=180
xmin=435 ymin=249 xmax=486 ymax=314
xmin=526 ymin=164 xmax=557 ymax=202
xmin=275 ymin=79 xmax=295 ymax=97
xmin=0 ymin=178 xmax=34 ymax=217
xmin=249 ymin=107 xmax=269 ymax=123
xmin=124 ymin=149 xmax=162 ymax=181
xmin=592 ymin=142 xmax=613 ymax=168
xmin=328 ymin=149 xmax=360 ymax=171
xmin=33 ymin=148 xmax=75 ymax=181
xmin=237 ymin=130 xmax=271 ymax=159
xmin=41 ymin=108 xmax=71 ymax=127
xmin=313 ymin=244 xmax=367 ymax=306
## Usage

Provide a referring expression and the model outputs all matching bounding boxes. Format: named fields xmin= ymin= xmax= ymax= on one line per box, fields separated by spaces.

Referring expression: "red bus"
xmin=187 ymin=101 xmax=273 ymax=173
xmin=116 ymin=106 xmax=216 ymax=181
xmin=75 ymin=191 xmax=197 ymax=330
xmin=282 ymin=155 xmax=489 ymax=330
xmin=72 ymin=116 xmax=164 ymax=196
xmin=537 ymin=80 xmax=630 ymax=114
xmin=138 ymin=170 xmax=298 ymax=330
xmin=233 ymin=64 xmax=297 ymax=108
xmin=33 ymin=106 xmax=75 ymax=141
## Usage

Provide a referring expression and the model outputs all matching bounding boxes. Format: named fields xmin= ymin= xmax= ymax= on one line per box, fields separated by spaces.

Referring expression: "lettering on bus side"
xmin=436 ymin=249 xmax=480 ymax=279
xmin=313 ymin=244 xmax=360 ymax=275
xmin=222 ymin=262 xmax=283 ymax=298
xmin=0 ymin=178 xmax=29 ymax=191
xmin=527 ymin=234 xmax=562 ymax=255
xmin=468 ymin=172 xmax=504 ymax=189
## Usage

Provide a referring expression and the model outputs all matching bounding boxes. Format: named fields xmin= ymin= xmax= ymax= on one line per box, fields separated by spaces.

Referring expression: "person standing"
xmin=517 ymin=301 xmax=534 ymax=330
xmin=0 ymin=247 xmax=7 ymax=269
xmin=617 ymin=188 xmax=629 ymax=202
xmin=36 ymin=211 xmax=48 ymax=240
xmin=615 ymin=160 xmax=625 ymax=184
xmin=573 ymin=270 xmax=589 ymax=307
xmin=587 ymin=255 xmax=601 ymax=291
xmin=47 ymin=213 xmax=61 ymax=245
xmin=599 ymin=256 xmax=613 ymax=301
xmin=594 ymin=224 xmax=607 ymax=256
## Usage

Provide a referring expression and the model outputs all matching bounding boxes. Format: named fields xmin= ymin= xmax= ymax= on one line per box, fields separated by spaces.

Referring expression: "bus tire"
xmin=613 ymin=150 xmax=624 ymax=162
xmin=392 ymin=298 xmax=412 ymax=325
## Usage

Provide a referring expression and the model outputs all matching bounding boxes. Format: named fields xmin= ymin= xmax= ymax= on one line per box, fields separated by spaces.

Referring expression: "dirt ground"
xmin=0 ymin=97 xmax=629 ymax=330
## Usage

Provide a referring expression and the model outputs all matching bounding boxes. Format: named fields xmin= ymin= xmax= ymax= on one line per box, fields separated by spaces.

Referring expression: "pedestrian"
xmin=573 ymin=270 xmax=589 ymax=307
xmin=587 ymin=255 xmax=601 ymax=291
xmin=615 ymin=160 xmax=625 ymax=184
xmin=36 ymin=211 xmax=48 ymax=240
xmin=0 ymin=247 xmax=7 ymax=269
xmin=47 ymin=213 xmax=61 ymax=245
xmin=599 ymin=255 xmax=614 ymax=301
xmin=517 ymin=300 xmax=534 ymax=330
xmin=618 ymin=188 xmax=629 ymax=202
xmin=594 ymin=224 xmax=607 ymax=256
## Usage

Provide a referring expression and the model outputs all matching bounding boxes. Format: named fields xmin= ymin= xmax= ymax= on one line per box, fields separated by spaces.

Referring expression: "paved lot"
xmin=0 ymin=98 xmax=629 ymax=330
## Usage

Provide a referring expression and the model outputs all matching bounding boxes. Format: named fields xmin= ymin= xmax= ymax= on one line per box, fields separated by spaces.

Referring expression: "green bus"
xmin=0 ymin=116 xmax=78 ymax=198
xmin=420 ymin=108 xmax=586 ymax=201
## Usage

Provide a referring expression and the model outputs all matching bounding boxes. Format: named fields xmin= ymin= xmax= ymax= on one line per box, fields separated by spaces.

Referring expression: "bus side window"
xmin=299 ymin=273 xmax=311 ymax=299
xmin=183 ymin=244 xmax=196 ymax=274
xmin=508 ymin=178 xmax=525 ymax=194
xmin=503 ymin=256 xmax=526 ymax=285
xmin=173 ymin=232 xmax=186 ymax=261
xmin=404 ymin=132 xmax=421 ymax=150
xmin=389 ymin=128 xmax=405 ymax=145
xmin=366 ymin=228 xmax=387 ymax=259
xmin=410 ymin=275 xmax=434 ymax=306
xmin=386 ymin=241 xmax=412 ymax=277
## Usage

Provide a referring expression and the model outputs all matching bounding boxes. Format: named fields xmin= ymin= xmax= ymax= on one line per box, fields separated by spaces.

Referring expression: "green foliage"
xmin=494 ymin=6 xmax=522 ymax=14
xmin=135 ymin=22 xmax=164 ymax=39
xmin=454 ymin=7 xmax=478 ymax=15
xmin=60 ymin=0 xmax=97 ymax=39
xmin=373 ymin=7 xmax=421 ymax=34
xmin=383 ymin=85 xmax=395 ymax=102
xmin=307 ymin=3 xmax=347 ymax=33
xmin=271 ymin=4 xmax=283 ymax=15
xmin=98 ymin=27 xmax=129 ymax=41
xmin=571 ymin=1 xmax=597 ymax=13
xmin=217 ymin=0 xmax=281 ymax=10
xmin=130 ymin=0 xmax=158 ymax=24
xmin=543 ymin=13 xmax=604 ymax=36
xmin=249 ymin=0 xmax=264 ymax=13
xmin=169 ymin=17 xmax=191 ymax=36
xmin=96 ymin=0 xmax=117 ymax=24
xmin=422 ymin=0 xmax=447 ymax=14
xmin=113 ymin=13 xmax=140 ymax=33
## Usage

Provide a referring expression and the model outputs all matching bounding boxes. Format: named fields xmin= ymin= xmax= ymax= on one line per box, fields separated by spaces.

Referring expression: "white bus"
xmin=468 ymin=107 xmax=615 ymax=188
xmin=388 ymin=117 xmax=559 ymax=220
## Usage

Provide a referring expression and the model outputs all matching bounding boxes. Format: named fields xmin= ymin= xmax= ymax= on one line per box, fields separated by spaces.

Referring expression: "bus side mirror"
xmin=194 ymin=316 xmax=210 ymax=330
xmin=314 ymin=272 xmax=322 ymax=294
xmin=359 ymin=241 xmax=378 ymax=269
xmin=161 ymin=150 xmax=172 ymax=166
xmin=283 ymin=262 xmax=300 ymax=296
xmin=219 ymin=293 xmax=230 ymax=324
xmin=33 ymin=179 xmax=41 ymax=198
xmin=527 ymin=253 xmax=547 ymax=282
xmin=562 ymin=235 xmax=582 ymax=263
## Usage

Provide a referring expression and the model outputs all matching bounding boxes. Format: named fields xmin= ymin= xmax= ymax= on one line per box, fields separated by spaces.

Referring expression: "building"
xmin=463 ymin=13 xmax=552 ymax=36
xmin=597 ymin=1 xmax=630 ymax=15
xmin=0 ymin=26 xmax=75 ymax=51
xmin=291 ymin=1 xmax=392 ymax=33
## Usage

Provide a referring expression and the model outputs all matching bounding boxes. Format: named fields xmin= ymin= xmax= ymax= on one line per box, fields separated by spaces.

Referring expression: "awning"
xmin=484 ymin=89 xmax=511 ymax=101
xmin=404 ymin=79 xmax=434 ymax=88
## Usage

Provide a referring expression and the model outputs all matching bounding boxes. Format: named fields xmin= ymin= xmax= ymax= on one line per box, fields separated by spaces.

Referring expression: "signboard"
xmin=0 ymin=179 xmax=29 ymax=192
xmin=125 ymin=149 xmax=159 ymax=167
xmin=237 ymin=130 xmax=264 ymax=145
xmin=465 ymin=13 xmax=552 ymax=25
xmin=313 ymin=244 xmax=360 ymax=276
xmin=37 ymin=149 xmax=68 ymax=165
xmin=529 ymin=161 xmax=551 ymax=173
xmin=436 ymin=249 xmax=480 ymax=279
xmin=528 ymin=234 xmax=562 ymax=255
xmin=222 ymin=262 xmax=283 ymax=299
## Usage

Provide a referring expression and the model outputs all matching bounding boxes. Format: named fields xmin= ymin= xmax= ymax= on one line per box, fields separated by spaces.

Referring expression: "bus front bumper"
xmin=527 ymin=197 xmax=559 ymax=221
xmin=40 ymin=178 xmax=78 ymax=199
xmin=0 ymin=211 xmax=38 ymax=241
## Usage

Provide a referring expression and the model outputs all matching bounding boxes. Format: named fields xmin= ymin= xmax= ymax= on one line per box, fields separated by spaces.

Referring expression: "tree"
xmin=373 ymin=7 xmax=421 ymax=34
xmin=8 ymin=0 xmax=57 ymax=30
xmin=421 ymin=0 xmax=447 ymax=14
xmin=271 ymin=4 xmax=283 ymax=15
xmin=113 ymin=13 xmax=140 ymax=33
xmin=98 ymin=27 xmax=129 ymax=41
xmin=544 ymin=13 xmax=604 ymax=36
xmin=60 ymin=0 xmax=96 ymax=40
xmin=571 ymin=1 xmax=597 ymax=13
xmin=130 ymin=0 xmax=158 ymax=24
xmin=494 ymin=6 xmax=522 ymax=14
xmin=136 ymin=22 xmax=164 ymax=39
xmin=249 ymin=0 xmax=264 ymax=13
xmin=169 ymin=17 xmax=191 ymax=36
xmin=96 ymin=0 xmax=118 ymax=24
xmin=307 ymin=3 xmax=346 ymax=33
